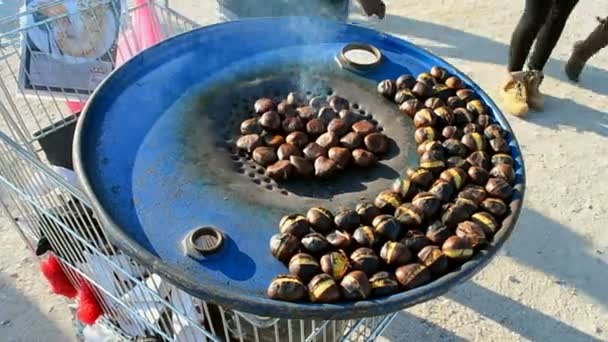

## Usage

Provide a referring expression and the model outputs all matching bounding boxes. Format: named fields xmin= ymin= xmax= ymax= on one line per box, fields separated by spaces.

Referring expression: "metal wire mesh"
xmin=0 ymin=1 xmax=397 ymax=340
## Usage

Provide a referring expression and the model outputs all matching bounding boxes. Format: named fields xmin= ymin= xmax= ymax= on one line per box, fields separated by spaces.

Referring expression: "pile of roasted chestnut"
xmin=266 ymin=66 xmax=517 ymax=303
xmin=235 ymin=92 xmax=390 ymax=180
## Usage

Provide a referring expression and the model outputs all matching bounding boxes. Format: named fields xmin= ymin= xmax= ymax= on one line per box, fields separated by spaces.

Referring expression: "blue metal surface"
xmin=74 ymin=17 xmax=525 ymax=319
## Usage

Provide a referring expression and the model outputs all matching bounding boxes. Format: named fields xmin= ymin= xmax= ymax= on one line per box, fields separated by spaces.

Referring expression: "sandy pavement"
xmin=0 ymin=0 xmax=607 ymax=341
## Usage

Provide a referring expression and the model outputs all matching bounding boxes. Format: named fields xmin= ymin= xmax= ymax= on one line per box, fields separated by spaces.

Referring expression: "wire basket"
xmin=0 ymin=1 xmax=397 ymax=341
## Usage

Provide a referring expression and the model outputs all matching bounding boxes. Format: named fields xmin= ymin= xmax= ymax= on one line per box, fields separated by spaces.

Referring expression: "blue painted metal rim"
xmin=74 ymin=17 xmax=526 ymax=320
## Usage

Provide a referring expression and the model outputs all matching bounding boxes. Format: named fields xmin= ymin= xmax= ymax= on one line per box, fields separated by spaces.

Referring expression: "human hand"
xmin=357 ymin=0 xmax=386 ymax=19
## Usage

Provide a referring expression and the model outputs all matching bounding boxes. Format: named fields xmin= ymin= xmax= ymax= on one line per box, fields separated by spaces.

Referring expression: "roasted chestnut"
xmin=415 ymin=127 xmax=438 ymax=144
xmin=394 ymin=203 xmax=423 ymax=228
xmin=477 ymin=114 xmax=490 ymax=128
xmin=277 ymin=143 xmax=301 ymax=160
xmin=328 ymin=95 xmax=349 ymax=112
xmin=303 ymin=142 xmax=326 ymax=160
xmin=316 ymin=132 xmax=339 ymax=149
xmin=461 ymin=132 xmax=486 ymax=152
xmin=374 ymin=190 xmax=403 ymax=213
xmin=350 ymin=247 xmax=381 ymax=276
xmin=417 ymin=140 xmax=445 ymax=156
xmin=396 ymin=74 xmax=416 ymax=90
xmin=412 ymin=192 xmax=441 ymax=218
xmin=301 ymin=233 xmax=332 ymax=256
xmin=255 ymin=98 xmax=275 ymax=114
xmin=252 ymin=146 xmax=278 ymax=166
xmin=439 ymin=167 xmax=468 ymax=190
xmin=491 ymin=153 xmax=514 ymax=167
xmin=327 ymin=118 xmax=349 ymax=136
xmin=471 ymin=211 xmax=500 ymax=236
xmin=453 ymin=108 xmax=475 ymax=125
xmin=377 ymin=79 xmax=397 ymax=99
xmin=326 ymin=230 xmax=353 ymax=250
xmin=425 ymin=221 xmax=452 ymax=245
xmin=340 ymin=132 xmax=363 ymax=150
xmin=380 ymin=241 xmax=412 ymax=267
xmin=485 ymin=177 xmax=513 ymax=199
xmin=268 ymin=275 xmax=306 ymax=302
xmin=355 ymin=201 xmax=382 ymax=225
xmin=443 ymin=139 xmax=468 ymax=157
xmin=484 ymin=124 xmax=506 ymax=140
xmin=456 ymin=221 xmax=487 ymax=248
xmin=240 ymin=118 xmax=263 ymax=135
xmin=420 ymin=151 xmax=446 ymax=174
xmin=364 ymin=133 xmax=389 ymax=154
xmin=328 ymin=146 xmax=351 ymax=169
xmin=317 ymin=106 xmax=338 ymax=124
xmin=340 ymin=270 xmax=371 ymax=300
xmin=441 ymin=202 xmax=472 ymax=228
xmin=463 ymin=123 xmax=482 ymax=134
xmin=320 ymin=251 xmax=349 ymax=280
xmin=489 ymin=137 xmax=510 ymax=154
xmin=441 ymin=235 xmax=473 ymax=262
xmin=236 ymin=134 xmax=261 ymax=153
xmin=401 ymin=230 xmax=430 ymax=254
xmin=412 ymin=81 xmax=433 ymax=98
xmin=266 ymin=160 xmax=295 ymax=180
xmin=270 ymin=233 xmax=300 ymax=263
xmin=455 ymin=197 xmax=478 ymax=216
xmin=286 ymin=131 xmax=309 ymax=149
xmin=306 ymin=207 xmax=334 ymax=233
xmin=467 ymin=151 xmax=492 ymax=170
xmin=391 ymin=178 xmax=419 ymax=201
xmin=480 ymin=197 xmax=508 ymax=217
xmin=468 ymin=166 xmax=490 ymax=186
xmin=446 ymin=156 xmax=470 ymax=170
xmin=406 ymin=167 xmax=435 ymax=189
xmin=425 ymin=97 xmax=445 ymax=110
xmin=432 ymin=106 xmax=454 ymax=127
xmin=334 ymin=208 xmax=361 ymax=232
xmin=352 ymin=149 xmax=377 ymax=167
xmin=282 ymin=116 xmax=304 ymax=133
xmin=263 ymin=134 xmax=285 ymax=148
xmin=353 ymin=225 xmax=379 ymax=248
xmin=429 ymin=180 xmax=454 ymax=202
xmin=314 ymin=156 xmax=338 ymax=178
xmin=399 ymin=99 xmax=424 ymax=118
xmin=456 ymin=88 xmax=477 ymax=102
xmin=430 ymin=66 xmax=449 ymax=82
xmin=369 ymin=271 xmax=399 ymax=296
xmin=308 ymin=273 xmax=341 ymax=303
xmin=445 ymin=76 xmax=464 ymax=89
xmin=458 ymin=184 xmax=487 ymax=205
xmin=394 ymin=89 xmax=416 ymax=105
xmin=309 ymin=96 xmax=327 ymax=110
xmin=490 ymin=163 xmax=515 ymax=184
xmin=433 ymin=84 xmax=453 ymax=101
xmin=279 ymin=214 xmax=309 ymax=238
xmin=306 ymin=118 xmax=326 ymax=136
xmin=413 ymin=108 xmax=437 ymax=128
xmin=372 ymin=215 xmax=402 ymax=241
xmin=466 ymin=99 xmax=487 ymax=116
xmin=446 ymin=96 xmax=465 ymax=109
xmin=289 ymin=253 xmax=320 ymax=283
xmin=417 ymin=245 xmax=448 ymax=275
xmin=442 ymin=126 xmax=462 ymax=140
xmin=352 ymin=120 xmax=377 ymax=135
xmin=290 ymin=156 xmax=314 ymax=177
xmin=259 ymin=111 xmax=281 ymax=131
xmin=417 ymin=72 xmax=437 ymax=86
xmin=395 ymin=263 xmax=431 ymax=290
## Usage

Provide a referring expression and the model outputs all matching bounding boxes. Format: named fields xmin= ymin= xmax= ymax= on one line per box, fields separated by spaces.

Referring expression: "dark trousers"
xmin=508 ymin=0 xmax=579 ymax=71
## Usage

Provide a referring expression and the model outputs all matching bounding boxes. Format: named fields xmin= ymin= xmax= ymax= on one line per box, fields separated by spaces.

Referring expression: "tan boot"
xmin=500 ymin=71 xmax=529 ymax=118
xmin=524 ymin=70 xmax=544 ymax=111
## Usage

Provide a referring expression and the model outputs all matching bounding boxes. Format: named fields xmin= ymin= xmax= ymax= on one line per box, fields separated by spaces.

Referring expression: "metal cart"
xmin=0 ymin=1 xmax=398 ymax=341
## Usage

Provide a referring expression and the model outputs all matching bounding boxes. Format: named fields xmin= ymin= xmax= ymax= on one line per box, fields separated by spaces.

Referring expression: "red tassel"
xmin=77 ymin=281 xmax=103 ymax=325
xmin=40 ymin=254 xmax=77 ymax=299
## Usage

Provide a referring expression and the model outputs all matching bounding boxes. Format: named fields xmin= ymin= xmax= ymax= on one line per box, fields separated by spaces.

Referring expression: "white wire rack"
xmin=0 ymin=1 xmax=398 ymax=341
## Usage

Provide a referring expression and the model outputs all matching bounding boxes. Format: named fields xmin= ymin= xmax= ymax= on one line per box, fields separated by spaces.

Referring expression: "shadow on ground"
xmin=382 ymin=207 xmax=605 ymax=341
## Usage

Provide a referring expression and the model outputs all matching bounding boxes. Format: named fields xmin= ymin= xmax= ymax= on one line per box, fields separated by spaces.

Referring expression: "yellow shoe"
xmin=500 ymin=71 xmax=529 ymax=118
xmin=525 ymin=70 xmax=544 ymax=111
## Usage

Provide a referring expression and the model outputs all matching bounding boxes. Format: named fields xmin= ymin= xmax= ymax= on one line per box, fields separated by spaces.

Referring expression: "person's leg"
xmin=508 ymin=0 xmax=552 ymax=71
xmin=502 ymin=0 xmax=551 ymax=117
xmin=565 ymin=16 xmax=608 ymax=82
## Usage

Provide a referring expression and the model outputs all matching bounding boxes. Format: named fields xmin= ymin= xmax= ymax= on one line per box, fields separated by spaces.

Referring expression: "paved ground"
xmin=0 ymin=0 xmax=606 ymax=341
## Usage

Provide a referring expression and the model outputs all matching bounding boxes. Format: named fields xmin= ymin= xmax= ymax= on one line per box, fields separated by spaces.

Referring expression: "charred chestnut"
xmin=447 ymin=96 xmax=465 ymax=109
xmin=413 ymin=108 xmax=437 ymax=128
xmin=439 ymin=167 xmax=468 ymax=190
xmin=334 ymin=208 xmax=361 ymax=232
xmin=355 ymin=201 xmax=382 ymax=225
xmin=401 ymin=230 xmax=431 ymax=254
xmin=340 ymin=270 xmax=371 ymax=300
xmin=429 ymin=180 xmax=454 ymax=202
xmin=453 ymin=108 xmax=475 ymax=125
xmin=445 ymin=76 xmax=464 ymax=89
xmin=353 ymin=225 xmax=379 ymax=248
xmin=425 ymin=221 xmax=452 ymax=245
xmin=441 ymin=235 xmax=473 ymax=262
xmin=456 ymin=221 xmax=487 ymax=248
xmin=485 ymin=177 xmax=513 ymax=199
xmin=267 ymin=275 xmax=306 ymax=302
xmin=461 ymin=132 xmax=486 ymax=152
xmin=467 ymin=151 xmax=492 ymax=171
xmin=394 ymin=203 xmax=423 ymax=228
xmin=309 ymin=273 xmax=341 ymax=303
xmin=306 ymin=207 xmax=334 ymax=234
xmin=477 ymin=114 xmax=490 ymax=128
xmin=443 ymin=138 xmax=468 ymax=157
xmin=396 ymin=74 xmax=416 ymax=90
xmin=441 ymin=202 xmax=472 ymax=228
xmin=458 ymin=184 xmax=487 ymax=205
xmin=430 ymin=66 xmax=449 ymax=82
xmin=377 ymin=79 xmax=397 ymax=99
xmin=369 ymin=271 xmax=400 ymax=296
xmin=456 ymin=88 xmax=477 ymax=102
xmin=301 ymin=233 xmax=331 ymax=256
xmin=417 ymin=140 xmax=445 ymax=157
xmin=471 ymin=211 xmax=500 ymax=236
xmin=320 ymin=251 xmax=350 ymax=280
xmin=425 ymin=97 xmax=446 ymax=110
xmin=417 ymin=245 xmax=449 ymax=276
xmin=468 ymin=166 xmax=490 ymax=186
xmin=394 ymin=89 xmax=416 ymax=105
xmin=420 ymin=151 xmax=446 ymax=174
xmin=442 ymin=126 xmax=463 ymax=140
xmin=395 ymin=263 xmax=431 ymax=290
xmin=270 ymin=233 xmax=300 ymax=263
xmin=391 ymin=178 xmax=419 ymax=201
xmin=480 ymin=197 xmax=508 ymax=217
xmin=374 ymin=190 xmax=403 ymax=213
xmin=415 ymin=127 xmax=438 ymax=144
xmin=380 ymin=241 xmax=412 ymax=267
xmin=350 ymin=247 xmax=381 ymax=276
xmin=372 ymin=215 xmax=402 ymax=241
xmin=412 ymin=81 xmax=433 ymax=98
xmin=326 ymin=230 xmax=353 ymax=250
xmin=446 ymin=156 xmax=470 ymax=170
xmin=406 ymin=167 xmax=435 ymax=189
xmin=463 ymin=123 xmax=482 ymax=134
xmin=289 ymin=253 xmax=320 ymax=283
xmin=490 ymin=163 xmax=516 ymax=184
xmin=417 ymin=72 xmax=437 ymax=86
xmin=466 ymin=99 xmax=487 ymax=116
xmin=399 ymin=99 xmax=424 ymax=118
xmin=491 ymin=153 xmax=514 ymax=167
xmin=489 ymin=137 xmax=510 ymax=154
xmin=412 ymin=192 xmax=441 ymax=218
xmin=484 ymin=124 xmax=506 ymax=140
xmin=279 ymin=214 xmax=309 ymax=238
